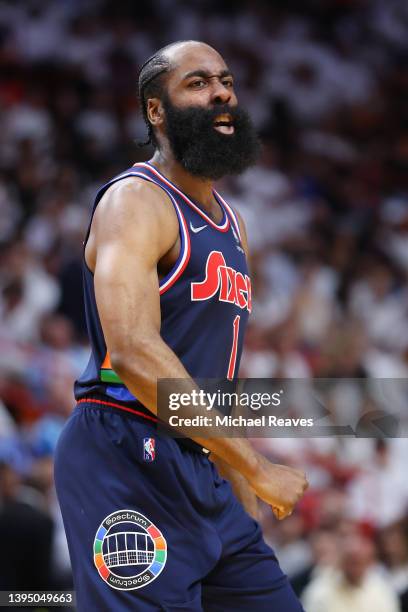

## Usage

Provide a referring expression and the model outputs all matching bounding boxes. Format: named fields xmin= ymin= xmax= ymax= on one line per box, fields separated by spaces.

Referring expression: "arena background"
xmin=0 ymin=0 xmax=407 ymax=610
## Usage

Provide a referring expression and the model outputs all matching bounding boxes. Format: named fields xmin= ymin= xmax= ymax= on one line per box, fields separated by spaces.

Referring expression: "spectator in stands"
xmin=302 ymin=534 xmax=401 ymax=612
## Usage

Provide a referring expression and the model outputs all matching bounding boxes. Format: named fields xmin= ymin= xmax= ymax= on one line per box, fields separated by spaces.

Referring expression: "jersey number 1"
xmin=227 ymin=315 xmax=240 ymax=380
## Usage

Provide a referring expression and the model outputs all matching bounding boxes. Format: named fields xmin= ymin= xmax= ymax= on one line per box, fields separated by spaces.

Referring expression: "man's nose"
xmin=210 ymin=80 xmax=232 ymax=105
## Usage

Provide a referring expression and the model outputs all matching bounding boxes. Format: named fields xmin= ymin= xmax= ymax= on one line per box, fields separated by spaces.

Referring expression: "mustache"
xmin=164 ymin=102 xmax=247 ymax=128
xmin=190 ymin=103 xmax=237 ymax=120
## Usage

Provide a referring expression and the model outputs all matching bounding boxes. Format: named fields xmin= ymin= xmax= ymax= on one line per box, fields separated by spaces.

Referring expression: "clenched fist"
xmin=247 ymin=453 xmax=308 ymax=520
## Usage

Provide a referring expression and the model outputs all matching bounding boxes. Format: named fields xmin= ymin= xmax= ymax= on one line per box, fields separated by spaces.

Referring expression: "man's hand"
xmin=247 ymin=454 xmax=308 ymax=520
xmin=211 ymin=451 xmax=308 ymax=522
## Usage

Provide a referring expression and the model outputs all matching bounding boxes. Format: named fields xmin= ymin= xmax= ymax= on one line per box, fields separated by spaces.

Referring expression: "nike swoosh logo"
xmin=190 ymin=222 xmax=208 ymax=234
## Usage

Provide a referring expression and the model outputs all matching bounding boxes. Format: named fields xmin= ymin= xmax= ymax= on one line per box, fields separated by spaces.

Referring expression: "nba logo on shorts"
xmin=143 ymin=438 xmax=155 ymax=462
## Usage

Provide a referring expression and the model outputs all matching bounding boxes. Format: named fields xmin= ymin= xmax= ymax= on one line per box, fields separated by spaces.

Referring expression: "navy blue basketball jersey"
xmin=74 ymin=162 xmax=251 ymax=410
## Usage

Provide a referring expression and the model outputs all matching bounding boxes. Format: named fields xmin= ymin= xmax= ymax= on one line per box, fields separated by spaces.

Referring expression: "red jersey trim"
xmin=213 ymin=190 xmax=242 ymax=241
xmin=110 ymin=170 xmax=191 ymax=296
xmin=136 ymin=162 xmax=230 ymax=232
xmin=77 ymin=397 xmax=158 ymax=423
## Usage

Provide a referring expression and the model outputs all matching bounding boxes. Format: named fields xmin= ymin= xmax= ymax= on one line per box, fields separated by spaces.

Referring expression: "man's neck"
xmin=149 ymin=149 xmax=218 ymax=215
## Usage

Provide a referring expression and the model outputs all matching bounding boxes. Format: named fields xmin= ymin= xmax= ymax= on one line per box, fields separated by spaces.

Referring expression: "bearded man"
xmin=54 ymin=41 xmax=308 ymax=611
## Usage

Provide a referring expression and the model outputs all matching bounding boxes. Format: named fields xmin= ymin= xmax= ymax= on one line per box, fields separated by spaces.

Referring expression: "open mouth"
xmin=213 ymin=114 xmax=234 ymax=135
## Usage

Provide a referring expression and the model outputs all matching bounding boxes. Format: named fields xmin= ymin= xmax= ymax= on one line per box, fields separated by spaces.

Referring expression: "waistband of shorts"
xmin=76 ymin=393 xmax=210 ymax=457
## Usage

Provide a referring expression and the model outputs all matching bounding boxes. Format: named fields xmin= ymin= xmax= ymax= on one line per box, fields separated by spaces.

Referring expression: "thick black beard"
xmin=162 ymin=95 xmax=261 ymax=180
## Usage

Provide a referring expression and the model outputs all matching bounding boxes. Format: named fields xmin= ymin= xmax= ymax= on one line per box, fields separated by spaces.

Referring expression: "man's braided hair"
xmin=138 ymin=41 xmax=197 ymax=147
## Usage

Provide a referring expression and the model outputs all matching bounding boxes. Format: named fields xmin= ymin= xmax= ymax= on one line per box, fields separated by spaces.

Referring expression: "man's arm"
xmin=89 ymin=180 xmax=308 ymax=519
xmin=211 ymin=455 xmax=259 ymax=520
xmin=211 ymin=208 xmax=260 ymax=520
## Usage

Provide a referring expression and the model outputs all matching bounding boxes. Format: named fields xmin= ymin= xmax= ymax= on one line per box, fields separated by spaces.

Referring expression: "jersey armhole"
xmin=83 ymin=171 xmax=191 ymax=293
xmin=152 ymin=181 xmax=191 ymax=295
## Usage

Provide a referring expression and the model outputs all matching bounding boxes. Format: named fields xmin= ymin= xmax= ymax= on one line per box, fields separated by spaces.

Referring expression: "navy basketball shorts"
xmin=54 ymin=401 xmax=304 ymax=611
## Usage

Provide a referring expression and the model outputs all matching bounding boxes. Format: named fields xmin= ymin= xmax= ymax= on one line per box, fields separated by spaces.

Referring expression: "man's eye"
xmin=190 ymin=80 xmax=206 ymax=88
xmin=223 ymin=80 xmax=233 ymax=88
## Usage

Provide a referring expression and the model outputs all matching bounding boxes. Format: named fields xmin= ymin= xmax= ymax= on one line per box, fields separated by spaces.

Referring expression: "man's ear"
xmin=147 ymin=98 xmax=164 ymax=128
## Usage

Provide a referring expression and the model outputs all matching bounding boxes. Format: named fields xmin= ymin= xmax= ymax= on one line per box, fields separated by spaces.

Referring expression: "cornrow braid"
xmin=137 ymin=41 xmax=198 ymax=148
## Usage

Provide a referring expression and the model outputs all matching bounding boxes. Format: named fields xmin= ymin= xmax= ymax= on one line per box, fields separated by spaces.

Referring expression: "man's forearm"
xmin=112 ymin=337 xmax=308 ymax=518
xmin=211 ymin=454 xmax=259 ymax=520
xmin=112 ymin=337 xmax=261 ymax=480
xmin=112 ymin=340 xmax=257 ymax=478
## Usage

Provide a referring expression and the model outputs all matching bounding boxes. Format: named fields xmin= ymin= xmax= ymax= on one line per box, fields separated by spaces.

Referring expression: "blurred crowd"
xmin=0 ymin=0 xmax=407 ymax=609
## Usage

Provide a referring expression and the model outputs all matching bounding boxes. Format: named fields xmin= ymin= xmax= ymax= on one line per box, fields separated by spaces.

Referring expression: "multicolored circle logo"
xmin=93 ymin=509 xmax=167 ymax=590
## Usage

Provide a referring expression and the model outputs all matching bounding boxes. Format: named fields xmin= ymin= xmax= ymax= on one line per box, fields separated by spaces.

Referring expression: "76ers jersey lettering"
xmin=191 ymin=250 xmax=251 ymax=312
xmin=75 ymin=162 xmax=251 ymax=408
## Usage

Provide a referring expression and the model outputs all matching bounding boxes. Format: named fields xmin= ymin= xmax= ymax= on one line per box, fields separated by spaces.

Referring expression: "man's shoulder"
xmin=98 ymin=174 xmax=177 ymax=226
xmin=103 ymin=174 xmax=168 ymax=205
xmin=87 ymin=170 xmax=180 ymax=266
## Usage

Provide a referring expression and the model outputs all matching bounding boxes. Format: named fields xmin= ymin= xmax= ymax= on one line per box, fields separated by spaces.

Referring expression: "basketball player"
xmin=54 ymin=41 xmax=308 ymax=611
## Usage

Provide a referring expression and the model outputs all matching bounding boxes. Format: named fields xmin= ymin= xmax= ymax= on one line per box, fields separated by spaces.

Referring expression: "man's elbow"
xmin=109 ymin=339 xmax=152 ymax=381
xmin=109 ymin=352 xmax=128 ymax=378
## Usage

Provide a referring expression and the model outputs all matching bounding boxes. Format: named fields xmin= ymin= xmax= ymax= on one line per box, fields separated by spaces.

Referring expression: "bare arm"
xmin=89 ymin=178 xmax=192 ymax=411
xmin=212 ymin=455 xmax=259 ymax=520
xmin=89 ymin=180 xmax=308 ymax=519
xmin=211 ymin=208 xmax=259 ymax=519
